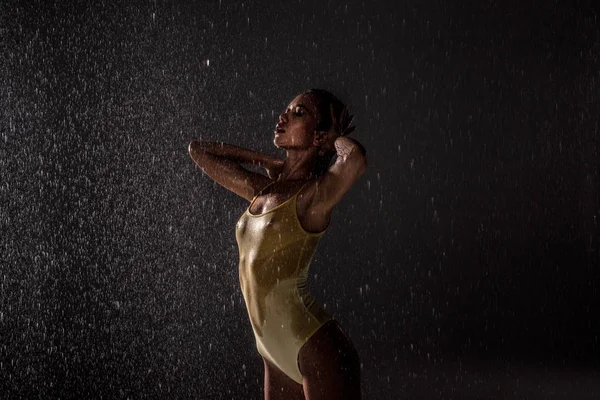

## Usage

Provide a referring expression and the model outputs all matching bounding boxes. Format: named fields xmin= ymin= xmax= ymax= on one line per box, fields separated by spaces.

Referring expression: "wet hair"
xmin=301 ymin=89 xmax=353 ymax=176
xmin=302 ymin=89 xmax=349 ymax=134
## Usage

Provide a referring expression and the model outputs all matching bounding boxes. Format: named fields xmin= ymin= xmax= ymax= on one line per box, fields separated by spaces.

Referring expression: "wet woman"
xmin=188 ymin=89 xmax=367 ymax=399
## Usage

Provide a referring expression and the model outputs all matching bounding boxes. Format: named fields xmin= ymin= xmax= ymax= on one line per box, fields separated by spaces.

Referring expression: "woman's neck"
xmin=279 ymin=150 xmax=318 ymax=181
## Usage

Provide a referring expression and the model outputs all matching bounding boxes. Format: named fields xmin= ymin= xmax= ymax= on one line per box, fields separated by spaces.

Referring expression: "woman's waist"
xmin=239 ymin=268 xmax=307 ymax=297
xmin=238 ymin=255 xmax=311 ymax=284
xmin=240 ymin=280 xmax=331 ymax=334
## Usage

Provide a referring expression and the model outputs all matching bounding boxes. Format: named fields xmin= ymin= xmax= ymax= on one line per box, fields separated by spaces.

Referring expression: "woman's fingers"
xmin=330 ymin=104 xmax=338 ymax=126
xmin=329 ymin=104 xmax=356 ymax=136
xmin=343 ymin=114 xmax=354 ymax=130
xmin=342 ymin=125 xmax=356 ymax=136
xmin=341 ymin=106 xmax=349 ymax=123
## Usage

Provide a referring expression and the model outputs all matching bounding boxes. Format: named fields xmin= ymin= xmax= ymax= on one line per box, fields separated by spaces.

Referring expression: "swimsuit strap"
xmin=254 ymin=179 xmax=312 ymax=200
xmin=252 ymin=180 xmax=277 ymax=200
xmin=292 ymin=180 xmax=312 ymax=202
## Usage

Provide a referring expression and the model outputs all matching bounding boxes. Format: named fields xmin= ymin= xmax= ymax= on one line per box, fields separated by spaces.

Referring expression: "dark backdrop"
xmin=1 ymin=0 xmax=598 ymax=398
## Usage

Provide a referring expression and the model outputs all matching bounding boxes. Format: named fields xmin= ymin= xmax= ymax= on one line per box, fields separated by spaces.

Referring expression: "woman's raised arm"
xmin=312 ymin=136 xmax=367 ymax=212
xmin=188 ymin=141 xmax=282 ymax=201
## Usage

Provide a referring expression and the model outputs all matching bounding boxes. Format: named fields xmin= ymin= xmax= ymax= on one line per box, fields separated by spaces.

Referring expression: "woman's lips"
xmin=274 ymin=123 xmax=286 ymax=134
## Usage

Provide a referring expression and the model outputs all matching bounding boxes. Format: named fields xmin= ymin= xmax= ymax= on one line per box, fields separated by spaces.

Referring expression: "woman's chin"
xmin=273 ymin=135 xmax=284 ymax=148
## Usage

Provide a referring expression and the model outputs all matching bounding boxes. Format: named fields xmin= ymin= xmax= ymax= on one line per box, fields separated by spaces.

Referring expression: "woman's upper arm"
xmin=189 ymin=141 xmax=271 ymax=202
xmin=311 ymin=148 xmax=367 ymax=213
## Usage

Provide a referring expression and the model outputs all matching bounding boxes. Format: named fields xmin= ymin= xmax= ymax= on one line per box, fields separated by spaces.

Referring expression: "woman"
xmin=189 ymin=89 xmax=367 ymax=399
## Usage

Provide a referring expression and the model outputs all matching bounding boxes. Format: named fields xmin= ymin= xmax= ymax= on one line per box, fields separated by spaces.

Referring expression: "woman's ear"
xmin=313 ymin=130 xmax=328 ymax=146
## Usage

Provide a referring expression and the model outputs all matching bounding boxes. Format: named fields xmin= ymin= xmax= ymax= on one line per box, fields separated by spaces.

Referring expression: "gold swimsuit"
xmin=235 ymin=182 xmax=333 ymax=384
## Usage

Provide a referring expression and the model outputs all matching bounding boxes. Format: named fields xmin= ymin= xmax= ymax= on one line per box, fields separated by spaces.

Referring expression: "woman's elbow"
xmin=351 ymin=147 xmax=367 ymax=175
xmin=188 ymin=140 xmax=197 ymax=154
xmin=358 ymin=154 xmax=367 ymax=176
xmin=189 ymin=140 xmax=206 ymax=157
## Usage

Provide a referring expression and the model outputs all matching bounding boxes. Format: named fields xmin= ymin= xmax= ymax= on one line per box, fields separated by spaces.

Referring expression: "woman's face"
xmin=273 ymin=93 xmax=323 ymax=150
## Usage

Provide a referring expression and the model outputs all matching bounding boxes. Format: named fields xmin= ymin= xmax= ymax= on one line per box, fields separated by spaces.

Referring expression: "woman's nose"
xmin=279 ymin=112 xmax=288 ymax=123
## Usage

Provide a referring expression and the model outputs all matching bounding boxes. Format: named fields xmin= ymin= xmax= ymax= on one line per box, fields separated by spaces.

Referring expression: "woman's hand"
xmin=264 ymin=158 xmax=284 ymax=180
xmin=321 ymin=104 xmax=356 ymax=154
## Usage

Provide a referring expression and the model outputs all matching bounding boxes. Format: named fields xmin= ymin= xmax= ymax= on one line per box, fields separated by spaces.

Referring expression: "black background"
xmin=1 ymin=0 xmax=599 ymax=398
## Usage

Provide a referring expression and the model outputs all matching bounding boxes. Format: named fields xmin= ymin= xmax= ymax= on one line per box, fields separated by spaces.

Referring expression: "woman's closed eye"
xmin=289 ymin=106 xmax=304 ymax=116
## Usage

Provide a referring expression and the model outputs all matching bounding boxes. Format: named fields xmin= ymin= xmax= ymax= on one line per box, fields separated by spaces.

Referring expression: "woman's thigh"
xmin=297 ymin=320 xmax=361 ymax=400
xmin=263 ymin=358 xmax=305 ymax=400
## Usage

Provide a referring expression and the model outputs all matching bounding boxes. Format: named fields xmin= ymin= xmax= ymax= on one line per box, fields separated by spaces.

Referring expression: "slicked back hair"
xmin=303 ymin=89 xmax=348 ymax=134
xmin=301 ymin=89 xmax=352 ymax=176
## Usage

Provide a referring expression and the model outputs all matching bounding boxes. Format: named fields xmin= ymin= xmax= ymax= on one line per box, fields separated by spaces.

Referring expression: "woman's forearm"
xmin=189 ymin=141 xmax=280 ymax=168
